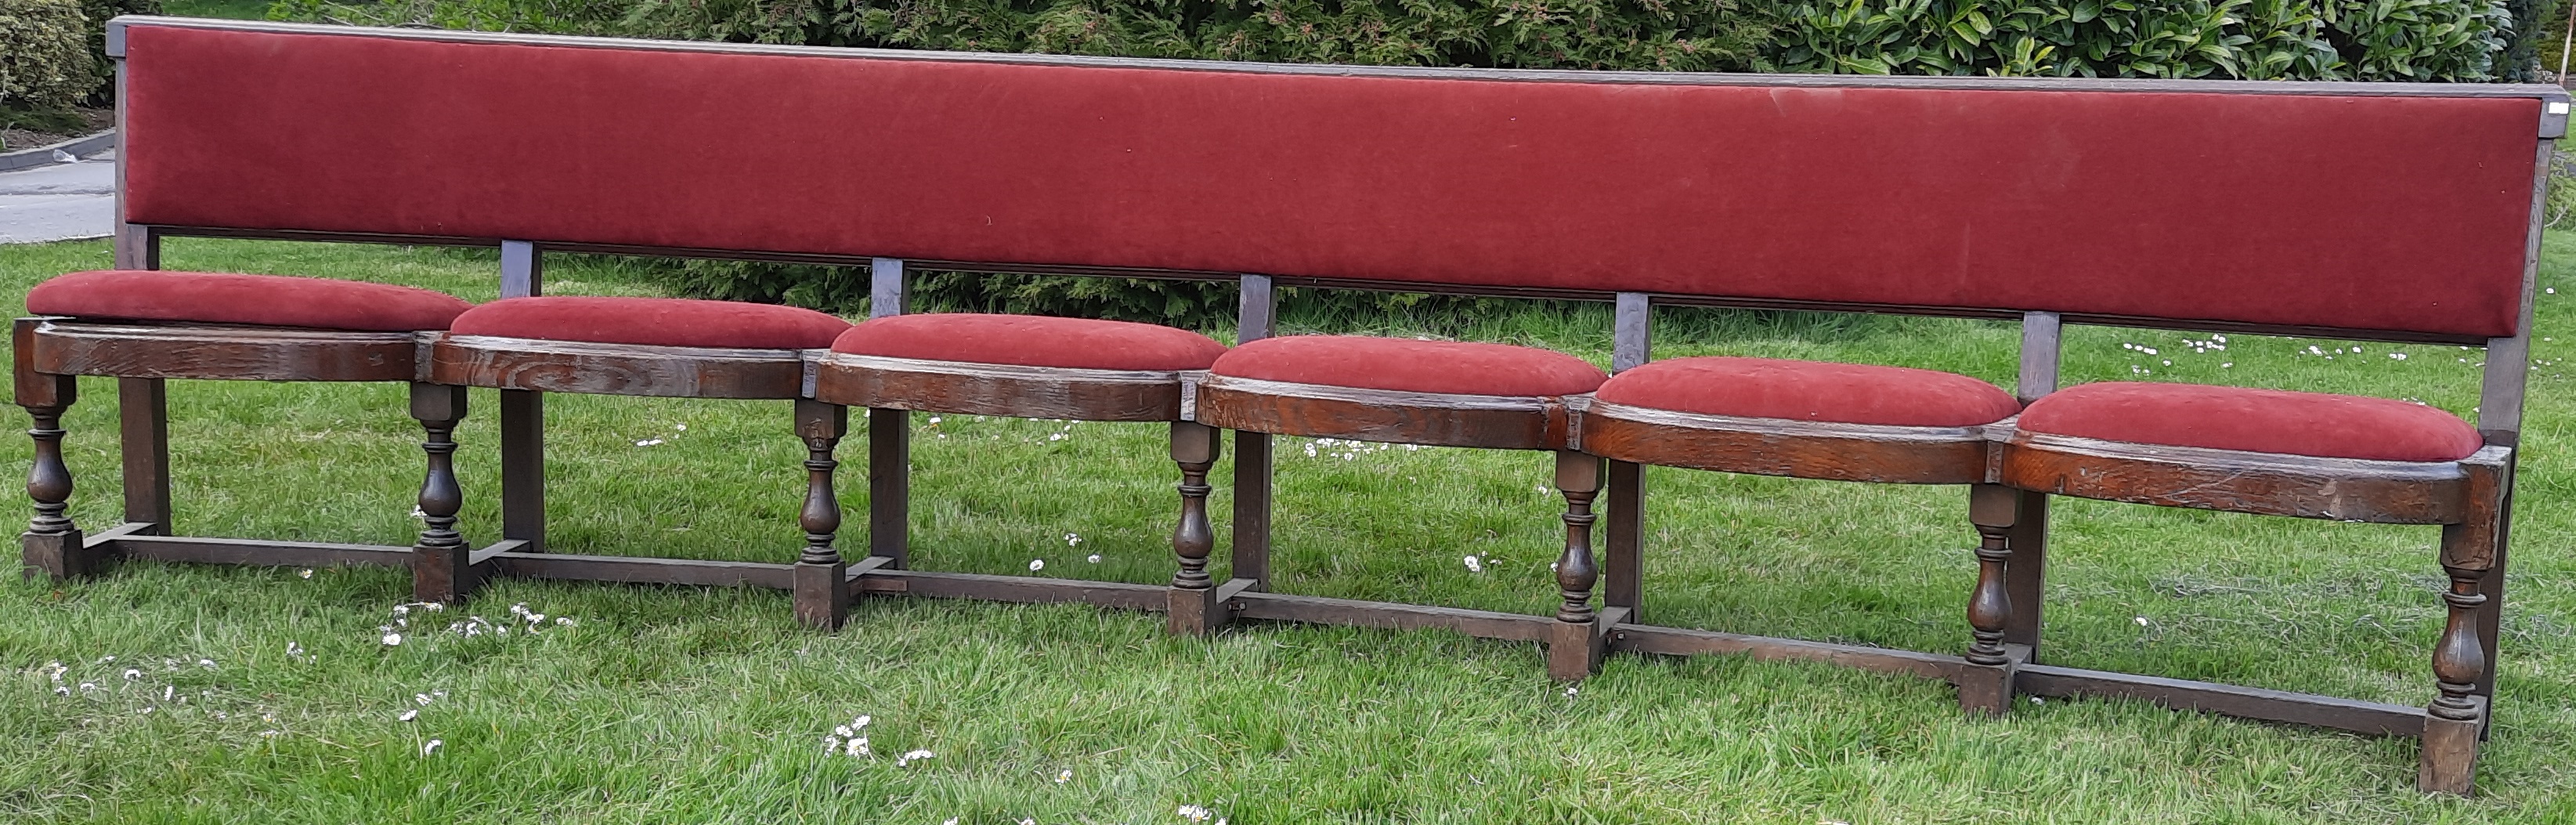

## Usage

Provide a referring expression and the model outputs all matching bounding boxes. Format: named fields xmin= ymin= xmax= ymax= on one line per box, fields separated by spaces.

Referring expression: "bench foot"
xmin=1169 ymin=583 xmax=1221 ymax=636
xmin=22 ymin=527 xmax=100 ymax=581
xmin=412 ymin=541 xmax=481 ymax=603
xmin=1957 ymin=651 xmax=2022 ymax=716
xmin=2419 ymin=696 xmax=2487 ymax=795
xmin=1548 ymin=450 xmax=1606 ymax=681
xmin=793 ymin=560 xmax=847 ymax=630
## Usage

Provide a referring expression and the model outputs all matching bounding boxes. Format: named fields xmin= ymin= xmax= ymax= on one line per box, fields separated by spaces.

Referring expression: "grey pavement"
xmin=0 ymin=150 xmax=115 ymax=244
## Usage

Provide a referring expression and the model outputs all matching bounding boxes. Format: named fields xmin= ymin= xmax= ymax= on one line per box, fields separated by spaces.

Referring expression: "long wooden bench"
xmin=17 ymin=16 xmax=2560 ymax=794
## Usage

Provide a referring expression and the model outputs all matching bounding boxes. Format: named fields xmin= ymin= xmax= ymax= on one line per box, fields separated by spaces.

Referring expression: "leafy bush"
xmin=277 ymin=0 xmax=2546 ymax=326
xmin=77 ymin=0 xmax=161 ymax=101
xmin=1771 ymin=0 xmax=2522 ymax=80
xmin=0 ymin=0 xmax=94 ymax=114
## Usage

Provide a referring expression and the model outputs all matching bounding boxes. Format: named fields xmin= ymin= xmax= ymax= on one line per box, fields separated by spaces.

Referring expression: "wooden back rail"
xmin=19 ymin=16 xmax=2553 ymax=796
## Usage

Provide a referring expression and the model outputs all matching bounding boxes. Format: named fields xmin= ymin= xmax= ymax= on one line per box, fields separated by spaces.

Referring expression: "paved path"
xmin=0 ymin=151 xmax=114 ymax=244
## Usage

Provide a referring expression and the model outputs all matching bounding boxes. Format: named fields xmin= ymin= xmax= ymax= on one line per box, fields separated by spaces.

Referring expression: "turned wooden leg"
xmin=1167 ymin=422 xmax=1223 ymax=635
xmin=1960 ymin=483 xmax=2021 ymax=716
xmin=20 ymin=370 xmax=96 ymax=580
xmin=1548 ymin=450 xmax=1606 ymax=681
xmin=793 ymin=400 xmax=850 ymax=630
xmin=2421 ymin=557 xmax=2493 ymax=794
xmin=409 ymin=383 xmax=475 ymax=603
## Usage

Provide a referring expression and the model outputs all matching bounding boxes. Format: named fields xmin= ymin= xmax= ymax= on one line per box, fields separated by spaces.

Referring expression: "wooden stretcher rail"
xmin=74 ymin=528 xmax=2441 ymax=746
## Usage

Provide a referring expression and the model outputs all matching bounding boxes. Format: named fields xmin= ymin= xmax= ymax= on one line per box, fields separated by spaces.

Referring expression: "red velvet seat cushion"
xmin=450 ymin=296 xmax=850 ymax=349
xmin=2018 ymin=382 xmax=2483 ymax=462
xmin=1595 ymin=356 xmax=2020 ymax=427
xmin=1212 ymin=336 xmax=1606 ymax=396
xmin=28 ymin=270 xmax=471 ymax=331
xmin=833 ymin=313 xmax=1225 ymax=371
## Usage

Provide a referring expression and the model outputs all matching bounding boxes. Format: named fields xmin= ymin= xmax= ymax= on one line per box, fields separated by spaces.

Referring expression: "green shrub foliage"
xmin=1 ymin=0 xmax=94 ymax=114
xmin=281 ymin=0 xmax=2545 ymax=326
xmin=78 ymin=0 xmax=161 ymax=101
xmin=1772 ymin=0 xmax=2517 ymax=80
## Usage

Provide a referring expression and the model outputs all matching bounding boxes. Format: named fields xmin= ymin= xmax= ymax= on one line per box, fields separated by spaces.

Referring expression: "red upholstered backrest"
xmin=119 ymin=21 xmax=2549 ymax=338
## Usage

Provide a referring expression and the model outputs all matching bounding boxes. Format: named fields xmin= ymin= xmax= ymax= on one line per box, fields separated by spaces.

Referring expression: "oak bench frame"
xmin=13 ymin=16 xmax=2558 ymax=797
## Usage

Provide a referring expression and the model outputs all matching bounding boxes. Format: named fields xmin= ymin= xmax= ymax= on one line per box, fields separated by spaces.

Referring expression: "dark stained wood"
xmin=853 ymin=568 xmax=1167 ymax=610
xmin=13 ymin=319 xmax=71 ymax=409
xmin=2427 ymin=565 xmax=2490 ymax=735
xmin=812 ymin=354 xmax=1188 ymax=422
xmin=2007 ymin=312 xmax=2060 ymax=658
xmin=1227 ymin=590 xmax=1553 ymax=642
xmin=793 ymin=399 xmax=849 ymax=630
xmin=2471 ymin=456 xmax=2517 ymax=703
xmin=1581 ymin=401 xmax=1996 ymax=484
xmin=408 ymin=382 xmax=475 ymax=602
xmin=1959 ymin=483 xmax=2020 ymax=715
xmin=1609 ymin=624 xmax=1964 ymax=681
xmin=2421 ymin=698 xmax=2487 ymax=794
xmin=117 ymin=378 xmax=172 ymax=535
xmin=113 ymin=534 xmax=410 ymax=567
xmin=1230 ymin=274 xmax=1276 ymax=590
xmin=2003 ymin=490 xmax=2049 ymax=653
xmin=31 ymin=321 xmax=423 ymax=382
xmin=494 ymin=551 xmax=794 ymax=588
xmin=1167 ymin=422 xmax=1222 ymax=635
xmin=1603 ymin=292 xmax=1649 ymax=621
xmin=1231 ymin=431 xmax=1273 ymax=588
xmin=2014 ymin=663 xmax=2427 ymax=736
xmin=2000 ymin=433 xmax=2480 ymax=524
xmin=1548 ymin=450 xmax=1605 ymax=680
xmin=1602 ymin=460 xmax=1642 ymax=621
xmin=494 ymin=242 xmax=547 ymax=553
xmin=1194 ymin=376 xmax=1579 ymax=450
xmin=867 ymin=407 xmax=909 ymax=567
xmin=2440 ymin=453 xmax=2511 ymax=570
xmin=431 ymin=335 xmax=807 ymax=399
xmin=499 ymin=389 xmax=545 ymax=551
xmin=18 ymin=348 xmax=85 ymax=580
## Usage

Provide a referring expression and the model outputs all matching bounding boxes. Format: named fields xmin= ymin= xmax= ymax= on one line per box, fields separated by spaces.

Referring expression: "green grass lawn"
xmin=1 ymin=236 xmax=2571 ymax=823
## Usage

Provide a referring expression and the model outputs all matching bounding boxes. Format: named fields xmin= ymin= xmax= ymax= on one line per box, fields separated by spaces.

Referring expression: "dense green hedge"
xmin=281 ymin=0 xmax=2555 ymax=325
xmin=1 ymin=0 xmax=159 ymax=124
xmin=2 ymin=0 xmax=95 ymax=115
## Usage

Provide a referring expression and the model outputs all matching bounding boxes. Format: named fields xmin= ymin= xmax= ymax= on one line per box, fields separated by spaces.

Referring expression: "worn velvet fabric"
xmin=1213 ymin=336 xmax=1606 ymax=396
xmin=2017 ymin=382 xmax=2484 ymax=462
xmin=833 ymin=313 xmax=1225 ymax=370
xmin=1596 ymin=356 xmax=2020 ymax=427
xmin=120 ymin=24 xmax=2539 ymax=338
xmin=27 ymin=270 xmax=472 ymax=331
xmin=450 ymin=296 xmax=850 ymax=349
